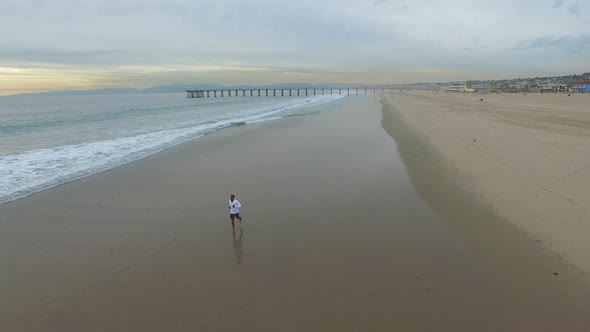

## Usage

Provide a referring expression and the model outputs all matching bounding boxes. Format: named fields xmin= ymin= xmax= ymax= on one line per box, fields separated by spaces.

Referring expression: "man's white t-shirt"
xmin=229 ymin=199 xmax=241 ymax=214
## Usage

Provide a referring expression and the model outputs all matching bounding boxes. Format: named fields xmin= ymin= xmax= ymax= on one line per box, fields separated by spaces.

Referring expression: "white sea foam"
xmin=0 ymin=94 xmax=343 ymax=204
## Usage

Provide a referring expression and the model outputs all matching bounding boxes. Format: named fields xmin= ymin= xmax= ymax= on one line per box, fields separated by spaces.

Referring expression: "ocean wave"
xmin=0 ymin=94 xmax=343 ymax=204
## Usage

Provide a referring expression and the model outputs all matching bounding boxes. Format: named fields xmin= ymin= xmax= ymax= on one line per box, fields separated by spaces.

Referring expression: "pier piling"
xmin=186 ymin=86 xmax=386 ymax=99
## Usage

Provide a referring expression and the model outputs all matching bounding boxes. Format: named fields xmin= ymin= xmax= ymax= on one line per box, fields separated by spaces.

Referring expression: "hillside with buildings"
xmin=401 ymin=72 xmax=590 ymax=93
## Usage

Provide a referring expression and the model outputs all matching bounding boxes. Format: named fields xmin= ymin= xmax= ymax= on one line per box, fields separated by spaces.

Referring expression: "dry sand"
xmin=384 ymin=92 xmax=590 ymax=275
xmin=1 ymin=96 xmax=590 ymax=331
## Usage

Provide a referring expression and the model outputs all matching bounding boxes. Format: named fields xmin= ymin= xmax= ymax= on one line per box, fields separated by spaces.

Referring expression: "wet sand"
xmin=384 ymin=92 xmax=590 ymax=274
xmin=1 ymin=97 xmax=590 ymax=331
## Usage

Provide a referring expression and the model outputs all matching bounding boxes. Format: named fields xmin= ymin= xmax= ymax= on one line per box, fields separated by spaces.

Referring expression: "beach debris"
xmin=473 ymin=138 xmax=476 ymax=142
xmin=553 ymin=272 xmax=558 ymax=276
xmin=568 ymin=94 xmax=571 ymax=96
xmin=479 ymin=98 xmax=484 ymax=101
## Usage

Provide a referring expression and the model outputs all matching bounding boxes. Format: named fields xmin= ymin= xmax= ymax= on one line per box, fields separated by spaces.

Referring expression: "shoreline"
xmin=0 ymin=95 xmax=343 ymax=206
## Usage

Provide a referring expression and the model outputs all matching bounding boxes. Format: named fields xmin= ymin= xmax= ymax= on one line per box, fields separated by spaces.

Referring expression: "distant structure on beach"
xmin=186 ymin=87 xmax=391 ymax=98
xmin=441 ymin=85 xmax=468 ymax=93
xmin=538 ymin=83 xmax=568 ymax=93
xmin=572 ymin=81 xmax=590 ymax=93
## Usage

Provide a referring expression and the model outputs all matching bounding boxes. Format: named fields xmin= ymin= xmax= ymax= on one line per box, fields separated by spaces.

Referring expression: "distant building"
xmin=442 ymin=85 xmax=467 ymax=92
xmin=502 ymin=85 xmax=520 ymax=93
xmin=538 ymin=83 xmax=568 ymax=93
xmin=471 ymin=83 xmax=491 ymax=93
xmin=572 ymin=81 xmax=590 ymax=93
xmin=554 ymin=83 xmax=568 ymax=93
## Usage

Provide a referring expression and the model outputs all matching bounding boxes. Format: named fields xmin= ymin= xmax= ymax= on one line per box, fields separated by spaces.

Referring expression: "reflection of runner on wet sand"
xmin=232 ymin=228 xmax=244 ymax=265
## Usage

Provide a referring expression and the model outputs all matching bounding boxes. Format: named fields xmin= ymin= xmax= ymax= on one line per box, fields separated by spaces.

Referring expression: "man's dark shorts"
xmin=230 ymin=213 xmax=241 ymax=220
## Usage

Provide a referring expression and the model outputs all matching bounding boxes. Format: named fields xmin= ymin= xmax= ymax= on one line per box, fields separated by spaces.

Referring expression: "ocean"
xmin=0 ymin=92 xmax=343 ymax=204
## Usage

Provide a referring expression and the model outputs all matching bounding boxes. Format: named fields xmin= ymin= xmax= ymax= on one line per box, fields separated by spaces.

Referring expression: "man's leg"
xmin=230 ymin=215 xmax=235 ymax=230
xmin=238 ymin=214 xmax=242 ymax=222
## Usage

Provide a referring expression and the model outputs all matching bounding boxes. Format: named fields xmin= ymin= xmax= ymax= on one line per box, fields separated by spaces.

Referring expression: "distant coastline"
xmin=1 ymin=83 xmax=367 ymax=98
xmin=5 ymin=71 xmax=589 ymax=98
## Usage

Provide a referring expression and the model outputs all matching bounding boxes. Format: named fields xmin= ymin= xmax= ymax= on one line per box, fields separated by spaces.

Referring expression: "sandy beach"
xmin=1 ymin=96 xmax=590 ymax=331
xmin=384 ymin=92 xmax=590 ymax=274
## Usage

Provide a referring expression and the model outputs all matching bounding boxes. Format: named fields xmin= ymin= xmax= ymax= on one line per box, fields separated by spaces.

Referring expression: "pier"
xmin=186 ymin=87 xmax=393 ymax=98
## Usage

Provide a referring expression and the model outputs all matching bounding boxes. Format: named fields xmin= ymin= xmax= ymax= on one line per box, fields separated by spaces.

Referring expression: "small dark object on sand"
xmin=553 ymin=272 xmax=558 ymax=276
xmin=479 ymin=98 xmax=484 ymax=101
xmin=473 ymin=138 xmax=476 ymax=142
xmin=568 ymin=94 xmax=571 ymax=96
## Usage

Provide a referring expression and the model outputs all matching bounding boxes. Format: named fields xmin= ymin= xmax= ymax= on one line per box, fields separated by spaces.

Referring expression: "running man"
xmin=228 ymin=194 xmax=243 ymax=229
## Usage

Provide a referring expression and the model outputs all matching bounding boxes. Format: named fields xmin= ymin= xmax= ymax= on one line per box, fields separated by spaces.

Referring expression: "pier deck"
xmin=186 ymin=87 xmax=393 ymax=98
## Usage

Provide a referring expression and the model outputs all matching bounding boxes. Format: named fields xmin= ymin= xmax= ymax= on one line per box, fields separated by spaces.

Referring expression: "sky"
xmin=0 ymin=0 xmax=589 ymax=95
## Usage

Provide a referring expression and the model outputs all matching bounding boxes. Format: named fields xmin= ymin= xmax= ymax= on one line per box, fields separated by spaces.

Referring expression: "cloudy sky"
xmin=0 ymin=0 xmax=588 ymax=95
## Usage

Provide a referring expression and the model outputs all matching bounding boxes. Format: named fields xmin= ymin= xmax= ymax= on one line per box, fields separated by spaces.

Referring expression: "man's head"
xmin=230 ymin=194 xmax=235 ymax=201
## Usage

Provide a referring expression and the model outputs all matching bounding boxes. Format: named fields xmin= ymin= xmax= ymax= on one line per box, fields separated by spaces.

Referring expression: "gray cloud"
xmin=553 ymin=0 xmax=565 ymax=8
xmin=0 ymin=0 xmax=588 ymax=92
xmin=0 ymin=49 xmax=131 ymax=65
xmin=515 ymin=35 xmax=590 ymax=52
xmin=373 ymin=0 xmax=391 ymax=5
xmin=569 ymin=3 xmax=581 ymax=16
